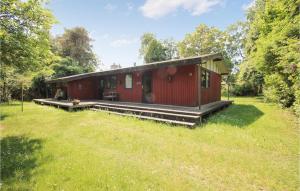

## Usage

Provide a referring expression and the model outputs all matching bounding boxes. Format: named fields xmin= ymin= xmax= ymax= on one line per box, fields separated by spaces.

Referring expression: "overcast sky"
xmin=48 ymin=0 xmax=254 ymax=70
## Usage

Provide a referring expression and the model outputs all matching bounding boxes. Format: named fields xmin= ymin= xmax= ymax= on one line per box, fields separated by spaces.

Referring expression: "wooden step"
xmin=94 ymin=105 xmax=200 ymax=119
xmin=94 ymin=102 xmax=201 ymax=115
xmin=91 ymin=108 xmax=196 ymax=127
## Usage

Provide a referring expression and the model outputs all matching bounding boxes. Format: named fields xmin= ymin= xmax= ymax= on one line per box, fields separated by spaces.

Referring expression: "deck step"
xmin=90 ymin=108 xmax=196 ymax=126
xmin=94 ymin=102 xmax=201 ymax=115
xmin=94 ymin=105 xmax=200 ymax=119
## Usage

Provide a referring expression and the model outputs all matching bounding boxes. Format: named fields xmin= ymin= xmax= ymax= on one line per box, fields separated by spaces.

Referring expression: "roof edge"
xmin=47 ymin=53 xmax=224 ymax=83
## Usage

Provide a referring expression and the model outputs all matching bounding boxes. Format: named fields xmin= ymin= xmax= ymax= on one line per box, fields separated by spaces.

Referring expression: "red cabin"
xmin=47 ymin=53 xmax=229 ymax=108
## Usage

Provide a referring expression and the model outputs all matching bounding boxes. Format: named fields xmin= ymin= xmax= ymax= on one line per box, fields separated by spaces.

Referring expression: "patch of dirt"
xmin=0 ymin=124 xmax=6 ymax=129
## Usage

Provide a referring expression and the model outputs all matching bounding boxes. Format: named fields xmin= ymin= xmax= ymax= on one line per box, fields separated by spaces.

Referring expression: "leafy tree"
xmin=144 ymin=39 xmax=167 ymax=63
xmin=52 ymin=57 xmax=84 ymax=78
xmin=139 ymin=33 xmax=167 ymax=63
xmin=244 ymin=0 xmax=300 ymax=108
xmin=54 ymin=27 xmax=97 ymax=72
xmin=225 ymin=21 xmax=248 ymax=70
xmin=0 ymin=0 xmax=55 ymax=101
xmin=178 ymin=24 xmax=232 ymax=69
xmin=29 ymin=71 xmax=52 ymax=99
xmin=162 ymin=38 xmax=178 ymax=60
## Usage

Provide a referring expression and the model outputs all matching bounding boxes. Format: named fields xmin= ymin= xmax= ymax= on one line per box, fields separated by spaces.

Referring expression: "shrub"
xmin=264 ymin=74 xmax=295 ymax=108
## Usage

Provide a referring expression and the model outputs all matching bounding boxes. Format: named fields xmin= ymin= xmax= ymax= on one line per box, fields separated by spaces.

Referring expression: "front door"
xmin=99 ymin=79 xmax=105 ymax=99
xmin=142 ymin=72 xmax=152 ymax=103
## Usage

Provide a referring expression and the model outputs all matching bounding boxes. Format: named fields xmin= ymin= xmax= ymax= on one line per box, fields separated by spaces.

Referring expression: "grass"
xmin=0 ymin=97 xmax=299 ymax=190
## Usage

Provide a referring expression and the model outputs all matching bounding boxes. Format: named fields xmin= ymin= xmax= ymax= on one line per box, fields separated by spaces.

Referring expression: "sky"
xmin=47 ymin=0 xmax=254 ymax=70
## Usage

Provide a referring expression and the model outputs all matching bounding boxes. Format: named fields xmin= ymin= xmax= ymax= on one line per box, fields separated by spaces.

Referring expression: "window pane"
xmin=125 ymin=74 xmax=132 ymax=88
xmin=100 ymin=79 xmax=104 ymax=88
xmin=201 ymin=70 xmax=206 ymax=88
xmin=111 ymin=76 xmax=117 ymax=89
xmin=206 ymin=71 xmax=210 ymax=88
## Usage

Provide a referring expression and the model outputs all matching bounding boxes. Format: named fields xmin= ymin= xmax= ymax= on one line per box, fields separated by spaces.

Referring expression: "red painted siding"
xmin=152 ymin=65 xmax=198 ymax=106
xmin=67 ymin=77 xmax=98 ymax=99
xmin=115 ymin=72 xmax=143 ymax=102
xmin=63 ymin=64 xmax=221 ymax=106
xmin=200 ymin=70 xmax=221 ymax=104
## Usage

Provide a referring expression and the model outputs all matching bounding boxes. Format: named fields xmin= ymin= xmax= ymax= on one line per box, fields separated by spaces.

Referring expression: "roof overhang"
xmin=47 ymin=53 xmax=229 ymax=83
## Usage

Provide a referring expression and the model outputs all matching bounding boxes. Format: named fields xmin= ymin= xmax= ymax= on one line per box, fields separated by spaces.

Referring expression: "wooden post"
xmin=198 ymin=64 xmax=202 ymax=110
xmin=46 ymin=83 xmax=48 ymax=98
xmin=21 ymin=82 xmax=24 ymax=112
xmin=227 ymin=81 xmax=230 ymax=101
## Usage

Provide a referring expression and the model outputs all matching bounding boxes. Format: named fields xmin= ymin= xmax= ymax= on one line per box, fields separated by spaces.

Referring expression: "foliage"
xmin=0 ymin=0 xmax=55 ymax=101
xmin=29 ymin=72 xmax=52 ymax=99
xmin=139 ymin=33 xmax=178 ymax=63
xmin=230 ymin=83 xmax=257 ymax=96
xmin=1 ymin=98 xmax=299 ymax=190
xmin=178 ymin=24 xmax=232 ymax=69
xmin=52 ymin=57 xmax=85 ymax=78
xmin=235 ymin=61 xmax=264 ymax=96
xmin=244 ymin=0 xmax=300 ymax=108
xmin=53 ymin=27 xmax=97 ymax=72
xmin=145 ymin=39 xmax=167 ymax=63
xmin=225 ymin=21 xmax=248 ymax=70
xmin=264 ymin=74 xmax=295 ymax=108
xmin=293 ymin=87 xmax=300 ymax=117
xmin=162 ymin=38 xmax=178 ymax=60
xmin=178 ymin=24 xmax=225 ymax=57
xmin=140 ymin=33 xmax=166 ymax=63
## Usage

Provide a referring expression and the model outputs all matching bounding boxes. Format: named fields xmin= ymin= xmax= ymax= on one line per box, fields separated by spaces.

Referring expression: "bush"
xmin=264 ymin=74 xmax=295 ymax=108
xmin=293 ymin=84 xmax=300 ymax=117
xmin=29 ymin=74 xmax=51 ymax=99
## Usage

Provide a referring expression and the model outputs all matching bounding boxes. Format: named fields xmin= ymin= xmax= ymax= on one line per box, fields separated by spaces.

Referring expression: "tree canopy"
xmin=178 ymin=24 xmax=233 ymax=69
xmin=242 ymin=0 xmax=299 ymax=109
xmin=0 ymin=0 xmax=55 ymax=101
xmin=53 ymin=27 xmax=98 ymax=72
xmin=139 ymin=33 xmax=178 ymax=63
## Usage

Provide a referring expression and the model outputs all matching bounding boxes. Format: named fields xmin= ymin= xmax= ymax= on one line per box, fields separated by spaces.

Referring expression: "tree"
xmin=244 ymin=0 xmax=299 ymax=108
xmin=0 ymin=0 xmax=55 ymax=101
xmin=178 ymin=24 xmax=232 ymax=69
xmin=163 ymin=38 xmax=178 ymax=60
xmin=139 ymin=33 xmax=167 ymax=63
xmin=144 ymin=39 xmax=167 ymax=63
xmin=139 ymin=33 xmax=180 ymax=63
xmin=225 ymin=21 xmax=248 ymax=71
xmin=52 ymin=57 xmax=84 ymax=78
xmin=54 ymin=27 xmax=97 ymax=72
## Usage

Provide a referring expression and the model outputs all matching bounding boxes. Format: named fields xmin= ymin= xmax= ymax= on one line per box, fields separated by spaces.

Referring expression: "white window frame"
xmin=125 ymin=74 xmax=133 ymax=89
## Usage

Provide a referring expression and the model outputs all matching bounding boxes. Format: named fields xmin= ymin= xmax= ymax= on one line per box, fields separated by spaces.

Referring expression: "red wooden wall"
xmin=200 ymin=70 xmax=221 ymax=105
xmin=67 ymin=77 xmax=98 ymax=99
xmin=64 ymin=64 xmax=221 ymax=106
xmin=115 ymin=72 xmax=143 ymax=102
xmin=152 ymin=65 xmax=198 ymax=106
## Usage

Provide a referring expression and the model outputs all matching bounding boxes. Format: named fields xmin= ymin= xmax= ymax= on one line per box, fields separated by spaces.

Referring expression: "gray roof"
xmin=47 ymin=53 xmax=229 ymax=83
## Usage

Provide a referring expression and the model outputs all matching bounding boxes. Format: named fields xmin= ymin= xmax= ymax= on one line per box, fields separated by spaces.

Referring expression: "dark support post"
xmin=227 ymin=81 xmax=230 ymax=101
xmin=198 ymin=64 xmax=202 ymax=110
xmin=46 ymin=83 xmax=48 ymax=98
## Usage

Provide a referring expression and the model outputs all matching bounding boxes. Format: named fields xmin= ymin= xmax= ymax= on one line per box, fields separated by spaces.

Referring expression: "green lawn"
xmin=0 ymin=97 xmax=299 ymax=191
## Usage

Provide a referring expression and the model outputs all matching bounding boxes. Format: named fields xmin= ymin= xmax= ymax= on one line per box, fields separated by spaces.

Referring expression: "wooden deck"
xmin=33 ymin=99 xmax=233 ymax=127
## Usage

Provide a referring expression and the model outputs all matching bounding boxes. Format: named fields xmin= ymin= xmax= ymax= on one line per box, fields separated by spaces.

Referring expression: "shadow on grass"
xmin=207 ymin=104 xmax=264 ymax=128
xmin=1 ymin=136 xmax=43 ymax=185
xmin=0 ymin=114 xmax=9 ymax=121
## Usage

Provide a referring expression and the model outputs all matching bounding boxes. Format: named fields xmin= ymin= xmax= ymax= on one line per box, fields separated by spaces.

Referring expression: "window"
xmin=106 ymin=76 xmax=117 ymax=89
xmin=100 ymin=79 xmax=105 ymax=89
xmin=111 ymin=76 xmax=117 ymax=89
xmin=125 ymin=74 xmax=133 ymax=89
xmin=201 ymin=70 xmax=210 ymax=88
